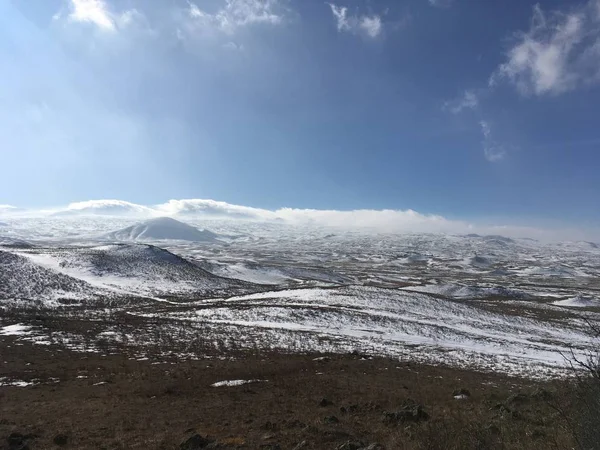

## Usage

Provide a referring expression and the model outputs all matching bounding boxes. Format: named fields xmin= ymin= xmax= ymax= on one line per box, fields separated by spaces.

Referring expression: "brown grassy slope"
xmin=0 ymin=337 xmax=576 ymax=450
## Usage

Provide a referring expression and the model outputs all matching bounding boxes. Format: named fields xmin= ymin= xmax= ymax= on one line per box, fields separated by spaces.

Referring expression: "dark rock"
xmin=486 ymin=424 xmax=501 ymax=436
xmin=7 ymin=433 xmax=25 ymax=445
xmin=53 ymin=433 xmax=69 ymax=446
xmin=531 ymin=429 xmax=546 ymax=440
xmin=319 ymin=398 xmax=334 ymax=407
xmin=180 ymin=433 xmax=214 ymax=449
xmin=346 ymin=404 xmax=359 ymax=413
xmin=324 ymin=415 xmax=340 ymax=424
xmin=361 ymin=444 xmax=384 ymax=450
xmin=337 ymin=440 xmax=365 ymax=450
xmin=7 ymin=433 xmax=29 ymax=450
xmin=259 ymin=445 xmax=281 ymax=450
xmin=382 ymin=399 xmax=428 ymax=424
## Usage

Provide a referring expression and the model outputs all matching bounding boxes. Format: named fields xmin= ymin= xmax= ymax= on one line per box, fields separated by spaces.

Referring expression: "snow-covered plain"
xmin=1 ymin=216 xmax=600 ymax=378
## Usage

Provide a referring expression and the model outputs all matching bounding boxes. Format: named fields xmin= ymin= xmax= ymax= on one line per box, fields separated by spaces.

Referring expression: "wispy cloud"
xmin=490 ymin=1 xmax=600 ymax=96
xmin=443 ymin=89 xmax=479 ymax=114
xmin=186 ymin=0 xmax=286 ymax=35
xmin=328 ymin=3 xmax=383 ymax=38
xmin=428 ymin=0 xmax=454 ymax=8
xmin=480 ymin=120 xmax=507 ymax=162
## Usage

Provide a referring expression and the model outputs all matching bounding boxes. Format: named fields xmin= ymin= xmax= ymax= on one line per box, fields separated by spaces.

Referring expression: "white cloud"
xmin=67 ymin=0 xmax=116 ymax=30
xmin=443 ymin=90 xmax=479 ymax=114
xmin=480 ymin=120 xmax=491 ymax=138
xmin=0 ymin=205 xmax=27 ymax=217
xmin=329 ymin=4 xmax=349 ymax=31
xmin=155 ymin=199 xmax=276 ymax=220
xmin=328 ymin=3 xmax=383 ymax=38
xmin=186 ymin=0 xmax=285 ymax=34
xmin=276 ymin=207 xmax=462 ymax=233
xmin=359 ymin=16 xmax=382 ymax=38
xmin=480 ymin=120 xmax=507 ymax=162
xmin=7 ymin=198 xmax=600 ymax=240
xmin=154 ymin=199 xmax=467 ymax=233
xmin=61 ymin=0 xmax=144 ymax=33
xmin=57 ymin=200 xmax=156 ymax=217
xmin=490 ymin=1 xmax=600 ymax=96
xmin=22 ymin=198 xmax=476 ymax=234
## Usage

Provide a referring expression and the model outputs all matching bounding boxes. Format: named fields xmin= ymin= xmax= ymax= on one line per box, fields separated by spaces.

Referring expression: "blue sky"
xmin=2 ymin=0 xmax=600 ymax=230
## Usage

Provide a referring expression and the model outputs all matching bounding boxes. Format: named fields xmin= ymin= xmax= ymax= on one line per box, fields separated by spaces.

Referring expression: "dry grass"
xmin=0 ymin=330 xmax=577 ymax=450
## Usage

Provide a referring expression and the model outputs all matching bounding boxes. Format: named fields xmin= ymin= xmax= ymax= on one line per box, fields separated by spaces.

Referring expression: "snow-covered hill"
xmin=0 ymin=237 xmax=35 ymax=248
xmin=11 ymin=244 xmax=258 ymax=301
xmin=104 ymin=217 xmax=220 ymax=243
xmin=0 ymin=250 xmax=112 ymax=306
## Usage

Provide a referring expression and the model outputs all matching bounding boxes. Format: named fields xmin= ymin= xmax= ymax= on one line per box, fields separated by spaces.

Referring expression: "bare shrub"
xmin=560 ymin=318 xmax=600 ymax=450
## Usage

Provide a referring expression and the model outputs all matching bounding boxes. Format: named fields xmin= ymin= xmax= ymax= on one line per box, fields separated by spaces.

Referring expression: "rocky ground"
xmin=0 ymin=335 xmax=578 ymax=450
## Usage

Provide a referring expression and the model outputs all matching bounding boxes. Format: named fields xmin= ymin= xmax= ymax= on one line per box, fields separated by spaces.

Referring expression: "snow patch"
xmin=211 ymin=379 xmax=266 ymax=387
xmin=553 ymin=296 xmax=600 ymax=308
xmin=0 ymin=378 xmax=36 ymax=387
xmin=0 ymin=324 xmax=31 ymax=336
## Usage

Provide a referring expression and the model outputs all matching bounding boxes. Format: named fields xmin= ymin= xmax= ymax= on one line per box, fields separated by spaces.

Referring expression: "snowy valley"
xmin=1 ymin=215 xmax=599 ymax=379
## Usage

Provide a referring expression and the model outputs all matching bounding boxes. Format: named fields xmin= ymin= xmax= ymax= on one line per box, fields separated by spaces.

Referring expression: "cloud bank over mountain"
xmin=1 ymin=198 xmax=597 ymax=242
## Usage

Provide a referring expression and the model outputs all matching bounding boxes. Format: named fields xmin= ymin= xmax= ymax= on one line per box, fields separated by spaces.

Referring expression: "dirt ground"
xmin=0 ymin=335 xmax=577 ymax=450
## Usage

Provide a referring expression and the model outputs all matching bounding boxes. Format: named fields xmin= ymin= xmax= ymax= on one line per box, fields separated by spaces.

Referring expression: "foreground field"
xmin=0 ymin=336 xmax=577 ymax=450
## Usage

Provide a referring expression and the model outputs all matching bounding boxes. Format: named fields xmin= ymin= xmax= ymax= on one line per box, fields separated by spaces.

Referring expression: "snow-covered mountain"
xmin=104 ymin=217 xmax=220 ymax=242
